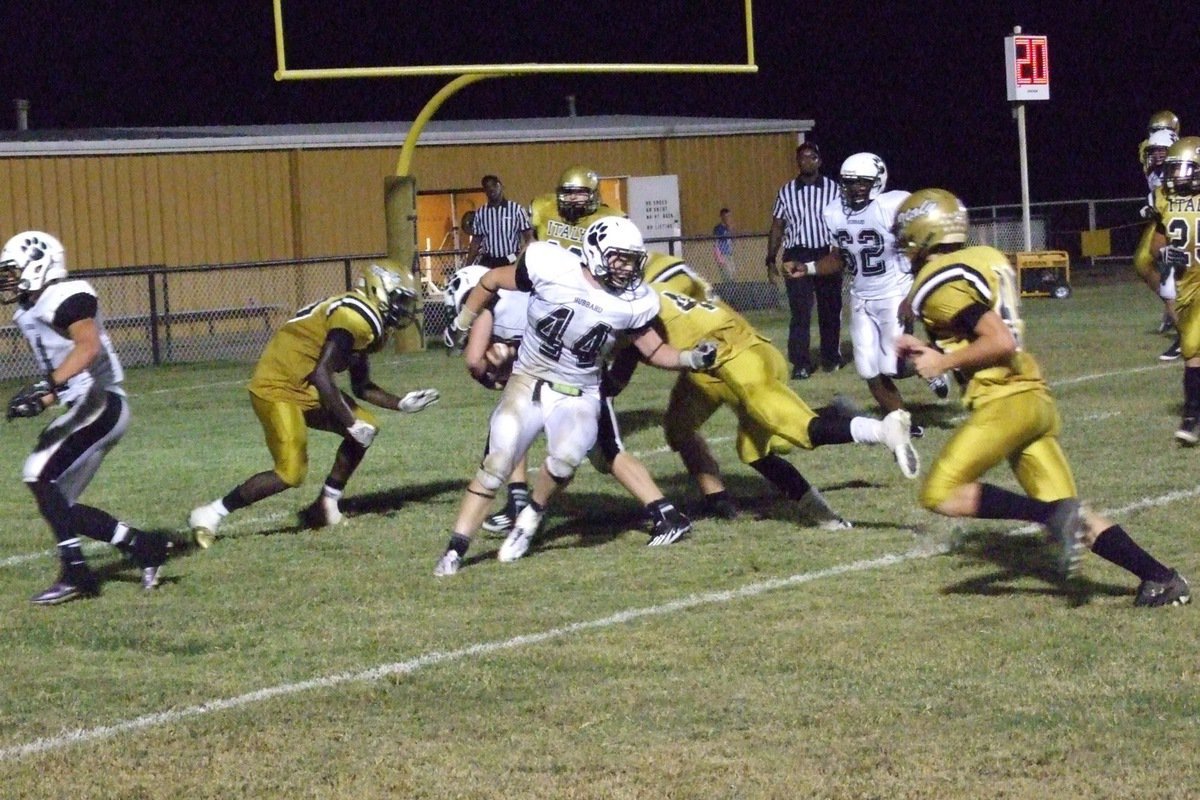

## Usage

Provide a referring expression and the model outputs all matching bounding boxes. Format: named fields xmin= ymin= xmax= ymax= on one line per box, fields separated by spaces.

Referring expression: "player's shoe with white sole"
xmin=1134 ymin=569 xmax=1191 ymax=607
xmin=300 ymin=497 xmax=344 ymax=529
xmin=188 ymin=503 xmax=225 ymax=549
xmin=881 ymin=409 xmax=920 ymax=479
xmin=927 ymin=373 xmax=951 ymax=400
xmin=648 ymin=511 xmax=692 ymax=546
xmin=797 ymin=487 xmax=852 ymax=530
xmin=433 ymin=550 xmax=461 ymax=577
xmin=498 ymin=505 xmax=543 ymax=563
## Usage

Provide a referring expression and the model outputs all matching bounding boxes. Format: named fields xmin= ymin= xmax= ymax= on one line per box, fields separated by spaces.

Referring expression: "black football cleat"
xmin=700 ymin=493 xmax=739 ymax=520
xmin=648 ymin=511 xmax=692 ymax=547
xmin=1134 ymin=570 xmax=1191 ymax=607
xmin=1044 ymin=498 xmax=1087 ymax=580
xmin=31 ymin=566 xmax=99 ymax=606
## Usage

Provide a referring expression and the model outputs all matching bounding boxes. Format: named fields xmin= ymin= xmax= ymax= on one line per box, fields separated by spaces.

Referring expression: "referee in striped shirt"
xmin=466 ymin=175 xmax=534 ymax=268
xmin=766 ymin=143 xmax=843 ymax=379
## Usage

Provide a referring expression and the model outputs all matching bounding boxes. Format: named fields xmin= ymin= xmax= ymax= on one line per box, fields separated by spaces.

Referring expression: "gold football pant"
xmin=1174 ymin=277 xmax=1200 ymax=360
xmin=664 ymin=340 xmax=817 ymax=464
xmin=250 ymin=392 xmax=378 ymax=487
xmin=920 ymin=388 xmax=1076 ymax=510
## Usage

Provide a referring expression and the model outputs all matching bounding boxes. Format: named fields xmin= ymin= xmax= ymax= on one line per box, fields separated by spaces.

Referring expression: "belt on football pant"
xmin=532 ymin=378 xmax=583 ymax=400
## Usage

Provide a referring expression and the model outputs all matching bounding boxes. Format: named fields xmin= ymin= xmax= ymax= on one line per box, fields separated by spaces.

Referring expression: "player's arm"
xmin=603 ymin=341 xmax=642 ymax=398
xmin=765 ymin=216 xmax=785 ymax=282
xmin=463 ymin=309 xmax=498 ymax=383
xmin=308 ymin=328 xmax=359 ymax=428
xmin=5 ymin=294 xmax=100 ymax=418
xmin=898 ymin=306 xmax=1015 ymax=379
xmin=450 ymin=263 xmax=529 ymax=344
xmin=339 ymin=342 xmax=440 ymax=415
xmin=630 ymin=322 xmax=717 ymax=372
xmin=464 ymin=234 xmax=482 ymax=266
xmin=785 ymin=248 xmax=840 ymax=277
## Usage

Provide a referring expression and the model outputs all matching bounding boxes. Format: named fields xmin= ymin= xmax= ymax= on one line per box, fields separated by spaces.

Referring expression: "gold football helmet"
xmin=893 ymin=189 xmax=970 ymax=260
xmin=1148 ymin=110 xmax=1181 ymax=135
xmin=360 ymin=263 xmax=418 ymax=328
xmin=556 ymin=165 xmax=601 ymax=222
xmin=1164 ymin=136 xmax=1200 ymax=197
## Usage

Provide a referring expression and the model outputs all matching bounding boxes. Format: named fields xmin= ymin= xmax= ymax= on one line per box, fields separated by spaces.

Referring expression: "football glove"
xmin=6 ymin=378 xmax=57 ymax=421
xmin=397 ymin=388 xmax=440 ymax=413
xmin=678 ymin=340 xmax=718 ymax=371
xmin=346 ymin=419 xmax=378 ymax=447
xmin=1159 ymin=246 xmax=1190 ymax=282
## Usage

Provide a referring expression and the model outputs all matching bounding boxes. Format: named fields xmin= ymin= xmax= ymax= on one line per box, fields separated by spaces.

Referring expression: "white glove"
xmin=678 ymin=340 xmax=718 ymax=371
xmin=347 ymin=419 xmax=378 ymax=447
xmin=450 ymin=307 xmax=478 ymax=349
xmin=397 ymin=388 xmax=440 ymax=413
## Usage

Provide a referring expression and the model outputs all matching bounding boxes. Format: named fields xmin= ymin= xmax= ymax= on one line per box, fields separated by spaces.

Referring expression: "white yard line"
xmin=3 ymin=483 xmax=1196 ymax=762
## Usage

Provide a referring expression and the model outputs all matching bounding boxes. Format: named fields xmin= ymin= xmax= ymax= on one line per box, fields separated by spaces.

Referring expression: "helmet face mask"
xmin=839 ymin=153 xmax=888 ymax=213
xmin=556 ymin=165 xmax=601 ymax=222
xmin=893 ymin=189 xmax=970 ymax=262
xmin=0 ymin=231 xmax=67 ymax=305
xmin=362 ymin=263 xmax=418 ymax=329
xmin=1164 ymin=137 xmax=1200 ymax=197
xmin=582 ymin=218 xmax=647 ymax=293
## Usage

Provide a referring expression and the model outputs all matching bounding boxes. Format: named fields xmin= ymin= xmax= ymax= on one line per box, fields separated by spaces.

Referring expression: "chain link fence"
xmin=2 ymin=198 xmax=1145 ymax=381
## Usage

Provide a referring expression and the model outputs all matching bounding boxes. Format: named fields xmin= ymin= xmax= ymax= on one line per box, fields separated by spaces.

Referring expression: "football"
xmin=483 ymin=342 xmax=516 ymax=388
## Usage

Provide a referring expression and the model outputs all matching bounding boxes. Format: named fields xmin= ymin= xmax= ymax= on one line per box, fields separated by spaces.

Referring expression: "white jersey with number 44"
xmin=823 ymin=189 xmax=913 ymax=301
xmin=514 ymin=242 xmax=659 ymax=390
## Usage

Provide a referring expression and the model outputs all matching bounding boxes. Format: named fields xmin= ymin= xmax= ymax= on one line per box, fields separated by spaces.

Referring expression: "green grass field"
xmin=1 ymin=277 xmax=1196 ymax=799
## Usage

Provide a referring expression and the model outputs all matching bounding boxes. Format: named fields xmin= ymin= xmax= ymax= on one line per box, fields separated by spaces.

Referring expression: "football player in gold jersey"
xmin=1133 ymin=111 xmax=1182 ymax=358
xmin=895 ymin=189 xmax=1190 ymax=606
xmin=187 ymin=265 xmax=440 ymax=546
xmin=1151 ymin=136 xmax=1200 ymax=444
xmin=608 ymin=258 xmax=920 ymax=527
xmin=529 ymin=165 xmax=624 ymax=256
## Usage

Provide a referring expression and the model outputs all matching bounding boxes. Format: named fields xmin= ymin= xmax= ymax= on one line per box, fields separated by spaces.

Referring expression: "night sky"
xmin=3 ymin=1 xmax=1197 ymax=206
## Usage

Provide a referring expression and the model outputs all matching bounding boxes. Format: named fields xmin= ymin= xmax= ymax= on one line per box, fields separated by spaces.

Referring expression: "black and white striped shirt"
xmin=771 ymin=176 xmax=841 ymax=249
xmin=471 ymin=201 xmax=532 ymax=259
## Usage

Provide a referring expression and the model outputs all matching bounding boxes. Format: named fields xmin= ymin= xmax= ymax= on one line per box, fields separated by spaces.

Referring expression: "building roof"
xmin=0 ymin=115 xmax=814 ymax=157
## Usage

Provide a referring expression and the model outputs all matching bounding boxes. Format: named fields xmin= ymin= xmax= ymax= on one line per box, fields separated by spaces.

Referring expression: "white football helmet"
xmin=0 ymin=231 xmax=67 ymax=304
xmin=443 ymin=264 xmax=490 ymax=312
xmin=582 ymin=217 xmax=647 ymax=292
xmin=840 ymin=153 xmax=888 ymax=212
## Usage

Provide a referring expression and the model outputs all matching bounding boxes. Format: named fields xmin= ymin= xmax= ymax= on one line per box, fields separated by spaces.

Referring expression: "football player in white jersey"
xmin=1 ymin=231 xmax=172 ymax=605
xmin=435 ymin=217 xmax=717 ymax=575
xmin=805 ymin=153 xmax=946 ymax=432
xmin=442 ymin=264 xmax=535 ymax=533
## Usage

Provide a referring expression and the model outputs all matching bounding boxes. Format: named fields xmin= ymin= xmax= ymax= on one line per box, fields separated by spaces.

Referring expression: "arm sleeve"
xmin=52 ymin=293 xmax=99 ymax=328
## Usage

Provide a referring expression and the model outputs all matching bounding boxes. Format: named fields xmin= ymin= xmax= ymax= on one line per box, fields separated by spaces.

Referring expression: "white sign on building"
xmin=626 ymin=175 xmax=681 ymax=255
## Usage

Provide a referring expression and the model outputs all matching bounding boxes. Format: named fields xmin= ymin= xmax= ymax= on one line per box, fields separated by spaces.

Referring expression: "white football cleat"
xmin=498 ymin=505 xmax=543 ymax=563
xmin=433 ymin=550 xmax=461 ymax=577
xmin=881 ymin=409 xmax=920 ymax=479
xmin=188 ymin=503 xmax=225 ymax=549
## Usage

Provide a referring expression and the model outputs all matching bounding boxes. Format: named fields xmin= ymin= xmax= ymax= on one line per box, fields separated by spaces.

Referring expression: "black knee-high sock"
xmin=750 ymin=454 xmax=812 ymax=501
xmin=1184 ymin=366 xmax=1200 ymax=416
xmin=975 ymin=483 xmax=1054 ymax=524
xmin=1090 ymin=525 xmax=1173 ymax=583
xmin=28 ymin=481 xmax=86 ymax=568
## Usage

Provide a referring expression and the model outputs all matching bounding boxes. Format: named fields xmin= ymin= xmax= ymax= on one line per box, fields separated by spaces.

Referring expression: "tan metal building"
xmin=0 ymin=115 xmax=813 ymax=271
